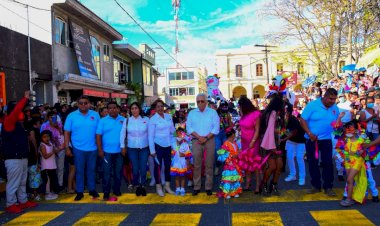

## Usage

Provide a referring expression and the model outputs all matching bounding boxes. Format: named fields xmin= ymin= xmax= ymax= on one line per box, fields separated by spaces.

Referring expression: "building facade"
xmin=165 ymin=67 xmax=207 ymax=109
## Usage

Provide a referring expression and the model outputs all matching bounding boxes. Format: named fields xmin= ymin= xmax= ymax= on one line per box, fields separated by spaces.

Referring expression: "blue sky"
xmin=81 ymin=0 xmax=280 ymax=72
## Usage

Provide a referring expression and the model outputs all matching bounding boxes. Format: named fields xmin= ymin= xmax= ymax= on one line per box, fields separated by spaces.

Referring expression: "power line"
xmin=0 ymin=2 xmax=51 ymax=33
xmin=113 ymin=0 xmax=206 ymax=90
xmin=5 ymin=0 xmax=50 ymax=11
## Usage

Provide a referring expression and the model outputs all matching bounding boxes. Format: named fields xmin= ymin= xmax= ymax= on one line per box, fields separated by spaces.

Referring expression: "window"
xmin=54 ymin=18 xmax=66 ymax=45
xmin=277 ymin=63 xmax=283 ymax=73
xmin=169 ymin=87 xmax=195 ymax=96
xmin=236 ymin=65 xmax=243 ymax=77
xmin=182 ymin=72 xmax=188 ymax=80
xmin=256 ymin=64 xmax=263 ymax=76
xmin=175 ymin=72 xmax=181 ymax=80
xmin=339 ymin=60 xmax=345 ymax=73
xmin=103 ymin=44 xmax=110 ymax=62
xmin=169 ymin=73 xmax=175 ymax=81
xmin=90 ymin=36 xmax=101 ymax=79
xmin=188 ymin=87 xmax=195 ymax=95
xmin=169 ymin=88 xmax=179 ymax=96
xmin=143 ymin=65 xmax=152 ymax=85
xmin=113 ymin=57 xmax=131 ymax=84
xmin=297 ymin=62 xmax=304 ymax=75
xmin=188 ymin=72 xmax=194 ymax=79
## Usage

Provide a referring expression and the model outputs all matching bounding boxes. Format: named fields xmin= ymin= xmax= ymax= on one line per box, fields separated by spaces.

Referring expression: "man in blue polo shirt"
xmin=300 ymin=88 xmax=341 ymax=197
xmin=96 ymin=101 xmax=125 ymax=201
xmin=64 ymin=95 xmax=100 ymax=201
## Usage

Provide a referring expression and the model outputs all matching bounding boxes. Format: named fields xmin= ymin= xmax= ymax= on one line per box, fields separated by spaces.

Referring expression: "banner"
xmin=69 ymin=21 xmax=98 ymax=80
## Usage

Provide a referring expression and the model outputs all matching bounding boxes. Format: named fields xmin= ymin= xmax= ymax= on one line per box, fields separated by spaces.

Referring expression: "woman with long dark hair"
xmin=259 ymin=94 xmax=285 ymax=196
xmin=237 ymin=96 xmax=261 ymax=193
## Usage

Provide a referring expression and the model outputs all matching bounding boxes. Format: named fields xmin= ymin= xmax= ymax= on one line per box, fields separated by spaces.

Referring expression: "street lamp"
xmin=254 ymin=44 xmax=277 ymax=84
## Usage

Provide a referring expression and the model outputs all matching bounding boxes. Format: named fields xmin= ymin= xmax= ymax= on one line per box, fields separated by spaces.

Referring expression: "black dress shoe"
xmin=89 ymin=190 xmax=99 ymax=198
xmin=192 ymin=190 xmax=200 ymax=196
xmin=141 ymin=186 xmax=147 ymax=196
xmin=206 ymin=190 xmax=213 ymax=196
xmin=113 ymin=191 xmax=122 ymax=197
xmin=373 ymin=196 xmax=379 ymax=202
xmin=136 ymin=186 xmax=142 ymax=196
xmin=74 ymin=192 xmax=84 ymax=201
xmin=103 ymin=193 xmax=110 ymax=201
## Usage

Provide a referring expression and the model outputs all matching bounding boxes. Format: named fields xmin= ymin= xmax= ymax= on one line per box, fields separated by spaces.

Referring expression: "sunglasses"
xmin=197 ymin=100 xmax=206 ymax=104
xmin=78 ymin=102 xmax=88 ymax=106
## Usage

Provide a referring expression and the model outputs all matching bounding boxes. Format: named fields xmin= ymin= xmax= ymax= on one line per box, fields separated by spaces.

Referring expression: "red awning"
xmin=111 ymin=93 xmax=128 ymax=99
xmin=83 ymin=89 xmax=110 ymax=98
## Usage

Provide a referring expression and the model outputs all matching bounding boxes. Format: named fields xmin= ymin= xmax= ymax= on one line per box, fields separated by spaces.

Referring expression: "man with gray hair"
xmin=187 ymin=93 xmax=220 ymax=196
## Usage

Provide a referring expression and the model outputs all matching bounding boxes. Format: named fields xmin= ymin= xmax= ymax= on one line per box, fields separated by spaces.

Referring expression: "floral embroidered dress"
xmin=170 ymin=142 xmax=192 ymax=176
xmin=217 ymin=140 xmax=242 ymax=198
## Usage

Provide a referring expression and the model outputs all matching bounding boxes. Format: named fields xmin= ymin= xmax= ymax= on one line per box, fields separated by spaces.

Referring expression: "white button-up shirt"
xmin=120 ymin=116 xmax=149 ymax=149
xmin=187 ymin=107 xmax=220 ymax=137
xmin=148 ymin=113 xmax=175 ymax=154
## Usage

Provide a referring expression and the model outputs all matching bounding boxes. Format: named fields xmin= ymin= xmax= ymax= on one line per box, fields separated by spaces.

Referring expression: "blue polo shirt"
xmin=301 ymin=98 xmax=339 ymax=140
xmin=96 ymin=114 xmax=125 ymax=153
xmin=64 ymin=110 xmax=99 ymax=151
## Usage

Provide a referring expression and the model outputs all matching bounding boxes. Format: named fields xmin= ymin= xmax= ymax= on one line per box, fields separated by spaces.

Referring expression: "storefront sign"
xmin=69 ymin=21 xmax=98 ymax=80
xmin=83 ymin=89 xmax=109 ymax=98
xmin=111 ymin=93 xmax=128 ymax=99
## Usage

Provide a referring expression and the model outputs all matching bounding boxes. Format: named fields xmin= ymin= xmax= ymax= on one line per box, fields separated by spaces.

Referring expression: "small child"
xmin=335 ymin=121 xmax=367 ymax=207
xmin=217 ymin=128 xmax=242 ymax=199
xmin=170 ymin=127 xmax=192 ymax=196
xmin=39 ymin=130 xmax=60 ymax=201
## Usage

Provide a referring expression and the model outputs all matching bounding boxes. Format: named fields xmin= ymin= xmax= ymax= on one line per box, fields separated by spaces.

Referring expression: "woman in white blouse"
xmin=148 ymin=99 xmax=175 ymax=196
xmin=120 ymin=102 xmax=150 ymax=196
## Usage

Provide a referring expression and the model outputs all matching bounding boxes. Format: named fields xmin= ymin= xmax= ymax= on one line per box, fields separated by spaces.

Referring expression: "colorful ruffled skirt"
xmin=218 ymin=163 xmax=242 ymax=198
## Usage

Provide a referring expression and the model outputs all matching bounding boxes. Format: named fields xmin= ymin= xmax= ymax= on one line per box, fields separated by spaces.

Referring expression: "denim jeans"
xmin=285 ymin=141 xmax=306 ymax=180
xmin=154 ymin=144 xmax=171 ymax=184
xmin=306 ymin=139 xmax=333 ymax=190
xmin=73 ymin=148 xmax=97 ymax=193
xmin=215 ymin=130 xmax=226 ymax=166
xmin=102 ymin=152 xmax=123 ymax=195
xmin=128 ymin=147 xmax=149 ymax=186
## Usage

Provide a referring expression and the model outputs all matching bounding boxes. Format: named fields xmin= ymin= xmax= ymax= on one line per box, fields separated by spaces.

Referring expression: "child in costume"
xmin=170 ymin=127 xmax=192 ymax=196
xmin=335 ymin=121 xmax=367 ymax=207
xmin=217 ymin=128 xmax=242 ymax=199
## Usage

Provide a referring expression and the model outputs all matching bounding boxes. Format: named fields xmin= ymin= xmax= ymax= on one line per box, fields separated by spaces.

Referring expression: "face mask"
xmin=176 ymin=137 xmax=183 ymax=142
xmin=367 ymin=103 xmax=374 ymax=108
xmin=339 ymin=97 xmax=345 ymax=103
xmin=345 ymin=133 xmax=354 ymax=138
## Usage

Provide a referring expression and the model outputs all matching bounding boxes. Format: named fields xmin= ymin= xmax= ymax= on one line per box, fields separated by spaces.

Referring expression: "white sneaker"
xmin=149 ymin=179 xmax=156 ymax=187
xmin=298 ymin=178 xmax=305 ymax=186
xmin=226 ymin=196 xmax=231 ymax=199
xmin=234 ymin=194 xmax=239 ymax=198
xmin=284 ymin=175 xmax=296 ymax=182
xmin=187 ymin=181 xmax=193 ymax=187
xmin=45 ymin=193 xmax=58 ymax=200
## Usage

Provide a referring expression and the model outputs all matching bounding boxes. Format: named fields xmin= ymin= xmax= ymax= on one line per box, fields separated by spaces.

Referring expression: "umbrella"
xmin=341 ymin=64 xmax=356 ymax=71
xmin=302 ymin=75 xmax=317 ymax=88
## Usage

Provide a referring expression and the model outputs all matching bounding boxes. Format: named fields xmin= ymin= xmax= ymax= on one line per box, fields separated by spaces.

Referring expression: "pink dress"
xmin=238 ymin=110 xmax=262 ymax=172
xmin=40 ymin=142 xmax=57 ymax=170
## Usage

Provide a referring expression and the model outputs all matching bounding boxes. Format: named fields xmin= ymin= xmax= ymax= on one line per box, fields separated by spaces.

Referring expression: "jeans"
xmin=102 ymin=152 xmax=123 ymax=195
xmin=128 ymin=147 xmax=149 ymax=186
xmin=286 ymin=141 xmax=306 ymax=180
xmin=215 ymin=130 xmax=226 ymax=166
xmin=5 ymin=159 xmax=28 ymax=207
xmin=73 ymin=148 xmax=97 ymax=193
xmin=154 ymin=144 xmax=171 ymax=184
xmin=306 ymin=139 xmax=334 ymax=190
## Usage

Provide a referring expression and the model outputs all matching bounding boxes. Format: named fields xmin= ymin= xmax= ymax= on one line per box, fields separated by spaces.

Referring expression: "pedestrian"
xmin=336 ymin=121 xmax=367 ymax=206
xmin=237 ymin=96 xmax=261 ymax=193
xmin=149 ymin=99 xmax=175 ymax=196
xmin=39 ymin=130 xmax=60 ymax=201
xmin=2 ymin=91 xmax=38 ymax=213
xmin=359 ymin=96 xmax=378 ymax=140
xmin=281 ymin=103 xmax=306 ymax=186
xmin=217 ymin=128 xmax=242 ymax=199
xmin=170 ymin=127 xmax=192 ymax=196
xmin=259 ymin=94 xmax=285 ymax=196
xmin=96 ymin=102 xmax=124 ymax=201
xmin=300 ymin=88 xmax=339 ymax=196
xmin=64 ymin=95 xmax=100 ymax=201
xmin=120 ymin=102 xmax=150 ymax=196
xmin=187 ymin=93 xmax=220 ymax=196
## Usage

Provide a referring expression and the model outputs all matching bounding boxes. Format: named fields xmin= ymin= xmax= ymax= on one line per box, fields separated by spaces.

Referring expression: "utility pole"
xmin=27 ymin=5 xmax=32 ymax=92
xmin=254 ymin=44 xmax=277 ymax=84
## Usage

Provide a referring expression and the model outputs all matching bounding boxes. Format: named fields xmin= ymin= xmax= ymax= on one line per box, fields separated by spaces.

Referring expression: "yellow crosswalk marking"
xmin=310 ymin=210 xmax=375 ymax=226
xmin=232 ymin=212 xmax=283 ymax=226
xmin=73 ymin=212 xmax=129 ymax=226
xmin=4 ymin=211 xmax=64 ymax=226
xmin=55 ymin=193 xmax=217 ymax=205
xmin=150 ymin=213 xmax=201 ymax=226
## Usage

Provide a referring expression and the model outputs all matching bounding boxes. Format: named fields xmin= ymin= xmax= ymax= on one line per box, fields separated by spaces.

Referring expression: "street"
xmin=0 ymin=166 xmax=379 ymax=226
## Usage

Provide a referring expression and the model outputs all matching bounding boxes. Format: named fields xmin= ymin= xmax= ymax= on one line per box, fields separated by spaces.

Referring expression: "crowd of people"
xmin=1 ymin=69 xmax=380 ymax=213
